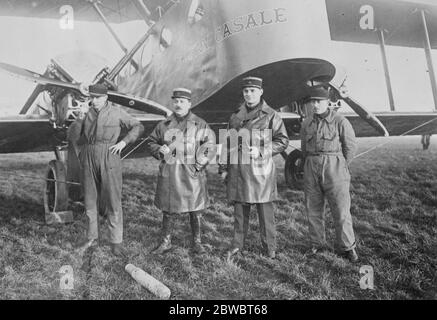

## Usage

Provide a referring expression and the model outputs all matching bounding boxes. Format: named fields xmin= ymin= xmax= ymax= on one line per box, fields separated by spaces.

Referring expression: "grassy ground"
xmin=0 ymin=136 xmax=436 ymax=300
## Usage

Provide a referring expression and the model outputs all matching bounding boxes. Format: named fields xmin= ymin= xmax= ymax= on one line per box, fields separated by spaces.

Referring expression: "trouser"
xmin=304 ymin=157 xmax=356 ymax=251
xmin=232 ymin=202 xmax=276 ymax=252
xmin=161 ymin=211 xmax=203 ymax=242
xmin=81 ymin=144 xmax=123 ymax=244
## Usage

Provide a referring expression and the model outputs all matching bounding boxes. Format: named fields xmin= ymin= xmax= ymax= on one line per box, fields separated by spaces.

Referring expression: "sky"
xmin=0 ymin=0 xmax=436 ymax=116
xmin=0 ymin=16 xmax=146 ymax=115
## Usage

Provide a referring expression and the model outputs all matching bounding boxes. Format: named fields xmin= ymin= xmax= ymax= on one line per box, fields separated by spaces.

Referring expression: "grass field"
xmin=0 ymin=136 xmax=436 ymax=300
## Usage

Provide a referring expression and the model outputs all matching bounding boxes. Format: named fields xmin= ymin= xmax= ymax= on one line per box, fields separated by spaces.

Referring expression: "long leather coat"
xmin=148 ymin=112 xmax=214 ymax=213
xmin=220 ymin=100 xmax=289 ymax=203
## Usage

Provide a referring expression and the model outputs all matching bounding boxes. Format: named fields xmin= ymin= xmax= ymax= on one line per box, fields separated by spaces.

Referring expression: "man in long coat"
xmin=148 ymin=88 xmax=215 ymax=254
xmin=219 ymin=77 xmax=289 ymax=259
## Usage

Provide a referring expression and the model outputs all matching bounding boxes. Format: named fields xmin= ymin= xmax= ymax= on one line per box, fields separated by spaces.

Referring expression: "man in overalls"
xmin=75 ymin=84 xmax=144 ymax=257
xmin=300 ymin=85 xmax=358 ymax=262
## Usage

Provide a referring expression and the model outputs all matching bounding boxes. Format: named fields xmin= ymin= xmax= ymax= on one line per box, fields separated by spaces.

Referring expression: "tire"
xmin=66 ymin=141 xmax=83 ymax=202
xmin=44 ymin=160 xmax=69 ymax=214
xmin=284 ymin=150 xmax=304 ymax=190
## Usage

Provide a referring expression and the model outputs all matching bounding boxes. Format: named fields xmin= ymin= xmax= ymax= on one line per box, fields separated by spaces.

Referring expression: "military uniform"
xmin=300 ymin=92 xmax=357 ymax=254
xmin=148 ymin=88 xmax=215 ymax=254
xmin=77 ymin=101 xmax=143 ymax=244
xmin=148 ymin=111 xmax=213 ymax=213
xmin=220 ymin=78 xmax=289 ymax=256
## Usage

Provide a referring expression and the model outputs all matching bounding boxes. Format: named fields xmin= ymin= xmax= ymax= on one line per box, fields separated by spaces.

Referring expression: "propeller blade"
xmin=0 ymin=62 xmax=81 ymax=91
xmin=0 ymin=62 xmax=171 ymax=116
xmin=330 ymin=82 xmax=389 ymax=137
xmin=107 ymin=91 xmax=171 ymax=117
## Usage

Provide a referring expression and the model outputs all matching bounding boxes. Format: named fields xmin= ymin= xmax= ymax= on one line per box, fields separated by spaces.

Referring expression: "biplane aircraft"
xmin=0 ymin=0 xmax=436 ymax=224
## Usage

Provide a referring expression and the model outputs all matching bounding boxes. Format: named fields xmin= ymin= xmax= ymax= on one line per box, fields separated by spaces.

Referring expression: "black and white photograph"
xmin=0 ymin=0 xmax=435 ymax=305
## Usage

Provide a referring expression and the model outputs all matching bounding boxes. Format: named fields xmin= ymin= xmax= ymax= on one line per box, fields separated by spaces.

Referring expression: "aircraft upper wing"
xmin=325 ymin=0 xmax=437 ymax=48
xmin=0 ymin=0 xmax=172 ymax=23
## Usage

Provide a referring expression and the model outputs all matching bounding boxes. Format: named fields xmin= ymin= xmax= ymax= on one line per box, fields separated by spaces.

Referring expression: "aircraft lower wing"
xmin=0 ymin=115 xmax=57 ymax=153
xmin=278 ymin=111 xmax=437 ymax=140
xmin=346 ymin=112 xmax=437 ymax=137
xmin=1 ymin=111 xmax=436 ymax=155
xmin=0 ymin=114 xmax=165 ymax=155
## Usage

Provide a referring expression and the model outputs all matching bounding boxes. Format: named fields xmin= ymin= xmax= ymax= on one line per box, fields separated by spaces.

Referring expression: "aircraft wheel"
xmin=44 ymin=160 xmax=69 ymax=214
xmin=284 ymin=150 xmax=304 ymax=190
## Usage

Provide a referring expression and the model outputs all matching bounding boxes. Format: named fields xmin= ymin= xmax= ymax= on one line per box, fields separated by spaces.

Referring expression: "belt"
xmin=85 ymin=142 xmax=113 ymax=146
xmin=307 ymin=152 xmax=342 ymax=156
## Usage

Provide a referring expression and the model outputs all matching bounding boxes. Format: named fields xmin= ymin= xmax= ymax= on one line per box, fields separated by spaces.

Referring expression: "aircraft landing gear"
xmin=43 ymin=160 xmax=73 ymax=224
xmin=284 ymin=150 xmax=304 ymax=190
xmin=421 ymin=134 xmax=432 ymax=150
xmin=41 ymin=88 xmax=83 ymax=224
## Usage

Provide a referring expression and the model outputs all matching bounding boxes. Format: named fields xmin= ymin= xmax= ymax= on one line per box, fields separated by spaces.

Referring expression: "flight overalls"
xmin=300 ymin=108 xmax=357 ymax=251
xmin=77 ymin=102 xmax=143 ymax=244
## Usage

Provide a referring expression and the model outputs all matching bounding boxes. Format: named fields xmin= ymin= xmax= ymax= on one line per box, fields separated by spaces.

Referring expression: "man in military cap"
xmin=75 ymin=83 xmax=144 ymax=257
xmin=220 ymin=76 xmax=289 ymax=259
xmin=300 ymin=85 xmax=358 ymax=262
xmin=148 ymin=88 xmax=215 ymax=255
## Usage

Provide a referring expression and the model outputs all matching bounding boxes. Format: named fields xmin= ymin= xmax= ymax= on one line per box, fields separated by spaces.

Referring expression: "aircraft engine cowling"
xmin=52 ymin=90 xmax=90 ymax=128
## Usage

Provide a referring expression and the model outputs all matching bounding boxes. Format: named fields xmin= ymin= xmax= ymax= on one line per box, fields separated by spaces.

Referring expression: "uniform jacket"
xmin=77 ymin=102 xmax=144 ymax=146
xmin=300 ymin=108 xmax=356 ymax=186
xmin=148 ymin=111 xmax=214 ymax=213
xmin=220 ymin=100 xmax=289 ymax=203
xmin=300 ymin=108 xmax=356 ymax=163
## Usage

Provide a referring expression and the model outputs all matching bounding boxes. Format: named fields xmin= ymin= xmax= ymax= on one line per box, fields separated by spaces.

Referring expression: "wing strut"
xmin=87 ymin=0 xmax=139 ymax=71
xmin=419 ymin=9 xmax=437 ymax=110
xmin=103 ymin=0 xmax=181 ymax=82
xmin=377 ymin=28 xmax=395 ymax=111
xmin=106 ymin=25 xmax=155 ymax=81
xmin=130 ymin=0 xmax=154 ymax=26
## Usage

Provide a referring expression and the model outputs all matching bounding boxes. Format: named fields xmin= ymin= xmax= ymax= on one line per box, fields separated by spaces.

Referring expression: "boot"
xmin=152 ymin=234 xmax=172 ymax=254
xmin=152 ymin=213 xmax=172 ymax=254
xmin=338 ymin=248 xmax=359 ymax=262
xmin=190 ymin=212 xmax=206 ymax=254
xmin=262 ymin=249 xmax=276 ymax=259
xmin=111 ymin=243 xmax=128 ymax=258
xmin=75 ymin=238 xmax=98 ymax=252
xmin=344 ymin=248 xmax=359 ymax=262
xmin=226 ymin=247 xmax=240 ymax=260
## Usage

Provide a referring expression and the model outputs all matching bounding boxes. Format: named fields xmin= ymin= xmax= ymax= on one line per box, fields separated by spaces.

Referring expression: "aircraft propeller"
xmin=0 ymin=62 xmax=171 ymax=117
xmin=329 ymin=82 xmax=389 ymax=137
